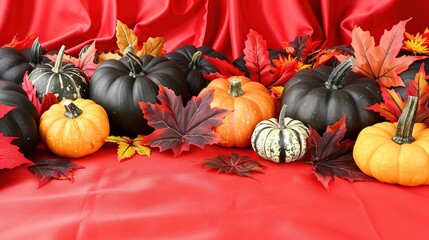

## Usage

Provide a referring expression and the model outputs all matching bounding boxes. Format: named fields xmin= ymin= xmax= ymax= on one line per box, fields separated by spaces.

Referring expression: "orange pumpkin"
xmin=39 ymin=98 xmax=110 ymax=158
xmin=199 ymin=76 xmax=275 ymax=147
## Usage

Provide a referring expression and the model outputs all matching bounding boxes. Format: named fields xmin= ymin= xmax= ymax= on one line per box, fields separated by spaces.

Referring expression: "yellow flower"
xmin=403 ymin=28 xmax=429 ymax=55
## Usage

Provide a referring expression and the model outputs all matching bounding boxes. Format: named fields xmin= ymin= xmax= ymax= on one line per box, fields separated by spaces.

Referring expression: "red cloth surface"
xmin=1 ymin=0 xmax=429 ymax=239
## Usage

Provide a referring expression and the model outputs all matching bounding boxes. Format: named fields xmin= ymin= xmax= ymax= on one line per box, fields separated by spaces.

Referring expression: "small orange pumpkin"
xmin=39 ymin=98 xmax=110 ymax=158
xmin=353 ymin=96 xmax=429 ymax=186
xmin=199 ymin=76 xmax=275 ymax=147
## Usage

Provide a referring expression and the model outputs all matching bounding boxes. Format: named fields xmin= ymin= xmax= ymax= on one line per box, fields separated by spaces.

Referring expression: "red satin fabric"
xmin=1 ymin=1 xmax=429 ymax=239
xmin=2 ymin=143 xmax=429 ymax=239
xmin=1 ymin=0 xmax=427 ymax=60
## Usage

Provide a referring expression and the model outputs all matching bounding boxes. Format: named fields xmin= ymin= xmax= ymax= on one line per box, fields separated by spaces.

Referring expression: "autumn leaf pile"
xmin=1 ymin=18 xmax=429 ymax=189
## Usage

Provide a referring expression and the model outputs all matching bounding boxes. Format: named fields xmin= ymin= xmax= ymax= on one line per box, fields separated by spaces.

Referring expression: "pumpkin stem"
xmin=392 ymin=96 xmax=418 ymax=144
xmin=325 ymin=57 xmax=355 ymax=90
xmin=125 ymin=46 xmax=145 ymax=78
xmin=52 ymin=45 xmax=66 ymax=74
xmin=189 ymin=51 xmax=202 ymax=69
xmin=30 ymin=37 xmax=43 ymax=67
xmin=228 ymin=79 xmax=244 ymax=97
xmin=278 ymin=104 xmax=288 ymax=128
xmin=63 ymin=100 xmax=83 ymax=119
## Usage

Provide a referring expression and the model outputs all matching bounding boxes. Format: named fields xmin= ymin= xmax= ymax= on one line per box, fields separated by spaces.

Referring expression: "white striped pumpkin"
xmin=29 ymin=45 xmax=89 ymax=102
xmin=251 ymin=104 xmax=310 ymax=163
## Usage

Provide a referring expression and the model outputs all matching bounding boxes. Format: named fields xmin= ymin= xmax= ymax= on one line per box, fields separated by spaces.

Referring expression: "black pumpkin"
xmin=89 ymin=51 xmax=190 ymax=137
xmin=280 ymin=58 xmax=384 ymax=140
xmin=164 ymin=45 xmax=229 ymax=96
xmin=0 ymin=38 xmax=45 ymax=84
xmin=0 ymin=80 xmax=38 ymax=154
xmin=28 ymin=45 xmax=89 ymax=102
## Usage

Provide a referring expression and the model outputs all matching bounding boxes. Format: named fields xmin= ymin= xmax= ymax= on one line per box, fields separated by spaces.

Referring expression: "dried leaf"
xmin=137 ymin=37 xmax=165 ymax=57
xmin=2 ymin=33 xmax=36 ymax=49
xmin=139 ymin=85 xmax=231 ymax=157
xmin=116 ymin=20 xmax=138 ymax=54
xmin=308 ymin=115 xmax=374 ymax=191
xmin=0 ymin=104 xmax=16 ymax=118
xmin=284 ymin=34 xmax=323 ymax=61
xmin=98 ymin=51 xmax=122 ymax=63
xmin=366 ymin=62 xmax=429 ymax=124
xmin=204 ymin=153 xmax=265 ymax=178
xmin=105 ymin=135 xmax=151 ymax=161
xmin=28 ymin=159 xmax=84 ymax=189
xmin=352 ymin=18 xmax=424 ymax=87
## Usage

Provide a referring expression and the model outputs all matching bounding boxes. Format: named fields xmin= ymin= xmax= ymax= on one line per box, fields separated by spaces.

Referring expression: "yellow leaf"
xmin=137 ymin=37 xmax=165 ymax=57
xmin=105 ymin=135 xmax=151 ymax=162
xmin=98 ymin=52 xmax=121 ymax=63
xmin=116 ymin=20 xmax=138 ymax=54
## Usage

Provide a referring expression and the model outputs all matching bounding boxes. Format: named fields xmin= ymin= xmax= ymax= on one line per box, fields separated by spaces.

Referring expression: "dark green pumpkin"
xmin=0 ymin=38 xmax=45 ymax=84
xmin=28 ymin=45 xmax=89 ymax=102
xmin=0 ymin=80 xmax=38 ymax=154
xmin=280 ymin=58 xmax=384 ymax=140
xmin=164 ymin=45 xmax=229 ymax=96
xmin=89 ymin=50 xmax=190 ymax=137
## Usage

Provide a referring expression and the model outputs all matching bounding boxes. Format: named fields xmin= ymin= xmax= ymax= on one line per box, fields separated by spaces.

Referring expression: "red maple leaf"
xmin=45 ymin=41 xmax=99 ymax=78
xmin=307 ymin=115 xmax=374 ymax=191
xmin=2 ymin=33 xmax=36 ymax=49
xmin=367 ymin=62 xmax=429 ymax=124
xmin=202 ymin=56 xmax=246 ymax=80
xmin=284 ymin=34 xmax=323 ymax=61
xmin=243 ymin=29 xmax=273 ymax=85
xmin=204 ymin=152 xmax=265 ymax=179
xmin=352 ymin=18 xmax=425 ymax=87
xmin=0 ymin=133 xmax=32 ymax=170
xmin=28 ymin=159 xmax=84 ymax=189
xmin=22 ymin=72 xmax=59 ymax=117
xmin=139 ymin=85 xmax=231 ymax=157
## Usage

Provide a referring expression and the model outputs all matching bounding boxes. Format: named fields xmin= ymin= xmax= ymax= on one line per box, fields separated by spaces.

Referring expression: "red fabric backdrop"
xmin=1 ymin=0 xmax=427 ymax=60
xmin=2 ymin=1 xmax=429 ymax=239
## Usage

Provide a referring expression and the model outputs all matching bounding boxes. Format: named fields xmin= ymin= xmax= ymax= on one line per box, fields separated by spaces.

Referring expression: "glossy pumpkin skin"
xmin=199 ymin=76 xmax=275 ymax=147
xmin=28 ymin=46 xmax=89 ymax=102
xmin=89 ymin=54 xmax=190 ymax=137
xmin=251 ymin=105 xmax=310 ymax=163
xmin=0 ymin=39 xmax=46 ymax=84
xmin=280 ymin=64 xmax=384 ymax=140
xmin=353 ymin=122 xmax=429 ymax=186
xmin=165 ymin=45 xmax=229 ymax=96
xmin=39 ymin=98 xmax=110 ymax=158
xmin=0 ymin=80 xmax=38 ymax=154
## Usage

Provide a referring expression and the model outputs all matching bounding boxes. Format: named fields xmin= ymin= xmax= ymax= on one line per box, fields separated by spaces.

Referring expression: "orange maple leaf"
xmin=352 ymin=18 xmax=424 ymax=88
xmin=366 ymin=62 xmax=429 ymax=124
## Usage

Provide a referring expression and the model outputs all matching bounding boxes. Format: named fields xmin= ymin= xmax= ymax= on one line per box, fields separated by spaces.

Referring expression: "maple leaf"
xmin=204 ymin=153 xmax=265 ymax=178
xmin=28 ymin=159 xmax=84 ymax=189
xmin=351 ymin=18 xmax=425 ymax=88
xmin=116 ymin=20 xmax=139 ymax=54
xmin=0 ymin=104 xmax=16 ymax=118
xmin=367 ymin=62 xmax=429 ymax=124
xmin=2 ymin=33 xmax=36 ymax=49
xmin=137 ymin=37 xmax=165 ymax=57
xmin=307 ymin=115 xmax=374 ymax=191
xmin=202 ymin=56 xmax=245 ymax=80
xmin=139 ymin=85 xmax=231 ymax=157
xmin=243 ymin=29 xmax=273 ymax=85
xmin=105 ymin=135 xmax=151 ymax=162
xmin=284 ymin=34 xmax=323 ymax=61
xmin=45 ymin=41 xmax=99 ymax=78
xmin=0 ymin=133 xmax=32 ymax=170
xmin=21 ymin=72 xmax=59 ymax=117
